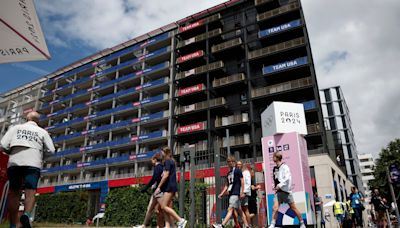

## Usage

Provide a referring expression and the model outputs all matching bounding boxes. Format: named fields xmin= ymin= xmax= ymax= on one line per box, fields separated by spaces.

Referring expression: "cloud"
xmin=302 ymin=0 xmax=400 ymax=157
xmin=10 ymin=63 xmax=50 ymax=75
xmin=35 ymin=0 xmax=227 ymax=49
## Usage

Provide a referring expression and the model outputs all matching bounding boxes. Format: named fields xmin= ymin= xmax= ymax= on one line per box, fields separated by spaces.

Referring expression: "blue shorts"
xmin=7 ymin=166 xmax=41 ymax=190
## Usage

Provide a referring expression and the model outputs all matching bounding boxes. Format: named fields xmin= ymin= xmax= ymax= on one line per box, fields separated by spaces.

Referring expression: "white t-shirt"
xmin=1 ymin=121 xmax=55 ymax=168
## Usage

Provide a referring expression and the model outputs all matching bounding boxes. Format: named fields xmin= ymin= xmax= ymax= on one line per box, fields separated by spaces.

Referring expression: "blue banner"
xmin=262 ymin=56 xmax=308 ymax=75
xmin=55 ymin=181 xmax=108 ymax=192
xmin=259 ymin=19 xmax=302 ymax=38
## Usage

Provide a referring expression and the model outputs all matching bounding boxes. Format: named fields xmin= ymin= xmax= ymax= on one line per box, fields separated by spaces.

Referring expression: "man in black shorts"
xmin=269 ymin=152 xmax=305 ymax=228
xmin=1 ymin=111 xmax=55 ymax=228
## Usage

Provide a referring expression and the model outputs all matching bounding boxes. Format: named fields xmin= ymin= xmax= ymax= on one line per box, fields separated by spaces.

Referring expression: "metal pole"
xmin=387 ymin=209 xmax=393 ymax=228
xmin=189 ymin=146 xmax=195 ymax=228
xmin=179 ymin=144 xmax=187 ymax=217
xmin=226 ymin=129 xmax=231 ymax=155
xmin=214 ymin=139 xmax=222 ymax=223
xmin=387 ymin=167 xmax=400 ymax=227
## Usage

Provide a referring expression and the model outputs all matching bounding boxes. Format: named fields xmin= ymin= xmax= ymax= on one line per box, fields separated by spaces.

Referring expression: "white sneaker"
xmin=177 ymin=218 xmax=187 ymax=228
xmin=300 ymin=222 xmax=306 ymax=228
xmin=268 ymin=224 xmax=275 ymax=228
xmin=212 ymin=224 xmax=222 ymax=228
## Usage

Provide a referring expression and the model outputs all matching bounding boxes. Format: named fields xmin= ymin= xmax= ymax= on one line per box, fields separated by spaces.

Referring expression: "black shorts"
xmin=248 ymin=197 xmax=257 ymax=214
xmin=7 ymin=166 xmax=41 ymax=190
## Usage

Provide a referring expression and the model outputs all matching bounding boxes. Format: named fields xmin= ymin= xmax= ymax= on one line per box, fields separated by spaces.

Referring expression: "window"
xmin=327 ymin=103 xmax=334 ymax=116
xmin=329 ymin=117 xmax=337 ymax=130
xmin=324 ymin=90 xmax=332 ymax=102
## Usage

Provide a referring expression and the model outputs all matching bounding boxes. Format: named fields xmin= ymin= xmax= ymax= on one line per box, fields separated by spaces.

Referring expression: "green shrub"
xmin=35 ymin=191 xmax=88 ymax=224
xmin=102 ymin=186 xmax=151 ymax=226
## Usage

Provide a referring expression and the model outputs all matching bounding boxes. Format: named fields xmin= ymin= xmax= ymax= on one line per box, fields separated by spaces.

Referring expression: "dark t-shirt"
xmin=163 ymin=159 xmax=177 ymax=192
xmin=371 ymin=194 xmax=387 ymax=211
xmin=143 ymin=163 xmax=164 ymax=192
xmin=314 ymin=196 xmax=322 ymax=211
xmin=250 ymin=178 xmax=257 ymax=200
xmin=227 ymin=167 xmax=243 ymax=196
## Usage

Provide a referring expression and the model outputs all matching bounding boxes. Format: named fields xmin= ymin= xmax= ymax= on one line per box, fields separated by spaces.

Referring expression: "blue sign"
xmin=262 ymin=56 xmax=308 ymax=75
xmin=390 ymin=164 xmax=400 ymax=184
xmin=259 ymin=19 xmax=302 ymax=38
xmin=55 ymin=181 xmax=108 ymax=192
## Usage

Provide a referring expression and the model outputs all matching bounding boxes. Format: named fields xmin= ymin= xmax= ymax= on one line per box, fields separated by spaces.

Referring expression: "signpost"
xmin=261 ymin=102 xmax=314 ymax=226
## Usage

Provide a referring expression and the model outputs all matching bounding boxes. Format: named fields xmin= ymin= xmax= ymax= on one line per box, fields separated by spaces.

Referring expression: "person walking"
xmin=155 ymin=147 xmax=187 ymax=228
xmin=248 ymin=167 xmax=261 ymax=227
xmin=349 ymin=187 xmax=364 ymax=227
xmin=213 ymin=156 xmax=246 ymax=228
xmin=314 ymin=192 xmax=323 ymax=228
xmin=268 ymin=152 xmax=306 ymax=228
xmin=333 ymin=199 xmax=345 ymax=228
xmin=0 ymin=111 xmax=55 ymax=228
xmin=370 ymin=188 xmax=389 ymax=228
xmin=237 ymin=161 xmax=252 ymax=227
xmin=135 ymin=153 xmax=165 ymax=228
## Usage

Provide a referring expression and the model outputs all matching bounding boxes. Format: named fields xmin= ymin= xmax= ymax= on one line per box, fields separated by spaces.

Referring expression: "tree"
xmin=369 ymin=138 xmax=400 ymax=201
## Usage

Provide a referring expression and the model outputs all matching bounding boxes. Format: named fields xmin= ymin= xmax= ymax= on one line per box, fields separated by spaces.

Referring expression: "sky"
xmin=0 ymin=0 xmax=399 ymax=157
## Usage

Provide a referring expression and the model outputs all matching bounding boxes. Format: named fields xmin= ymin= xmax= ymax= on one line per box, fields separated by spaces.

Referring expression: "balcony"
xmin=176 ymin=97 xmax=226 ymax=115
xmin=251 ymin=77 xmax=312 ymax=98
xmin=220 ymin=134 xmax=251 ymax=148
xmin=215 ymin=113 xmax=249 ymax=128
xmin=175 ymin=61 xmax=224 ymax=80
xmin=307 ymin=123 xmax=321 ymax=134
xmin=249 ymin=37 xmax=305 ymax=60
xmin=176 ymin=140 xmax=208 ymax=154
xmin=254 ymin=0 xmax=274 ymax=6
xmin=177 ymin=121 xmax=207 ymax=135
xmin=257 ymin=1 xmax=300 ymax=22
xmin=177 ymin=28 xmax=222 ymax=48
xmin=178 ymin=13 xmax=221 ymax=33
xmin=211 ymin=38 xmax=242 ymax=53
xmin=212 ymin=73 xmax=245 ymax=88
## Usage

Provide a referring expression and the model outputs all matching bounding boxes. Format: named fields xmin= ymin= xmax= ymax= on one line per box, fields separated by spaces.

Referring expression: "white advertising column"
xmin=261 ymin=102 xmax=315 ymax=225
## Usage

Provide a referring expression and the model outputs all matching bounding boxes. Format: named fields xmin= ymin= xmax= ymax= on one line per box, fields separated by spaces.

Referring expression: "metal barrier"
xmin=177 ymin=143 xmax=268 ymax=227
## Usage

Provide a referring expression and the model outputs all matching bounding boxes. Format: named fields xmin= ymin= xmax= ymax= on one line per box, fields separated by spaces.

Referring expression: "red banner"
xmin=177 ymin=50 xmax=204 ymax=63
xmin=177 ymin=122 xmax=205 ymax=134
xmin=179 ymin=20 xmax=204 ymax=33
xmin=178 ymin=84 xmax=204 ymax=96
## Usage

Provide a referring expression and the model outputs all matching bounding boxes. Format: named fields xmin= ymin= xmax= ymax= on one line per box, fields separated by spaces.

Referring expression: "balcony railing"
xmin=175 ymin=61 xmax=224 ymax=80
xmin=220 ymin=134 xmax=251 ymax=147
xmin=254 ymin=0 xmax=274 ymax=6
xmin=176 ymin=97 xmax=225 ymax=115
xmin=52 ymin=111 xmax=166 ymax=143
xmin=307 ymin=123 xmax=321 ymax=134
xmin=249 ymin=37 xmax=305 ymax=60
xmin=251 ymin=77 xmax=312 ymax=98
xmin=45 ymin=32 xmax=170 ymax=86
xmin=215 ymin=113 xmax=249 ymax=128
xmin=176 ymin=140 xmax=208 ymax=154
xmin=177 ymin=28 xmax=222 ymax=48
xmin=211 ymin=38 xmax=242 ymax=53
xmin=257 ymin=1 xmax=300 ymax=22
xmin=212 ymin=73 xmax=245 ymax=88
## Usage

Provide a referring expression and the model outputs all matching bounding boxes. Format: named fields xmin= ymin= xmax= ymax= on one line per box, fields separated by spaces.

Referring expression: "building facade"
xmin=320 ymin=86 xmax=363 ymax=191
xmin=0 ymin=0 xmax=350 ymax=221
xmin=358 ymin=153 xmax=375 ymax=200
